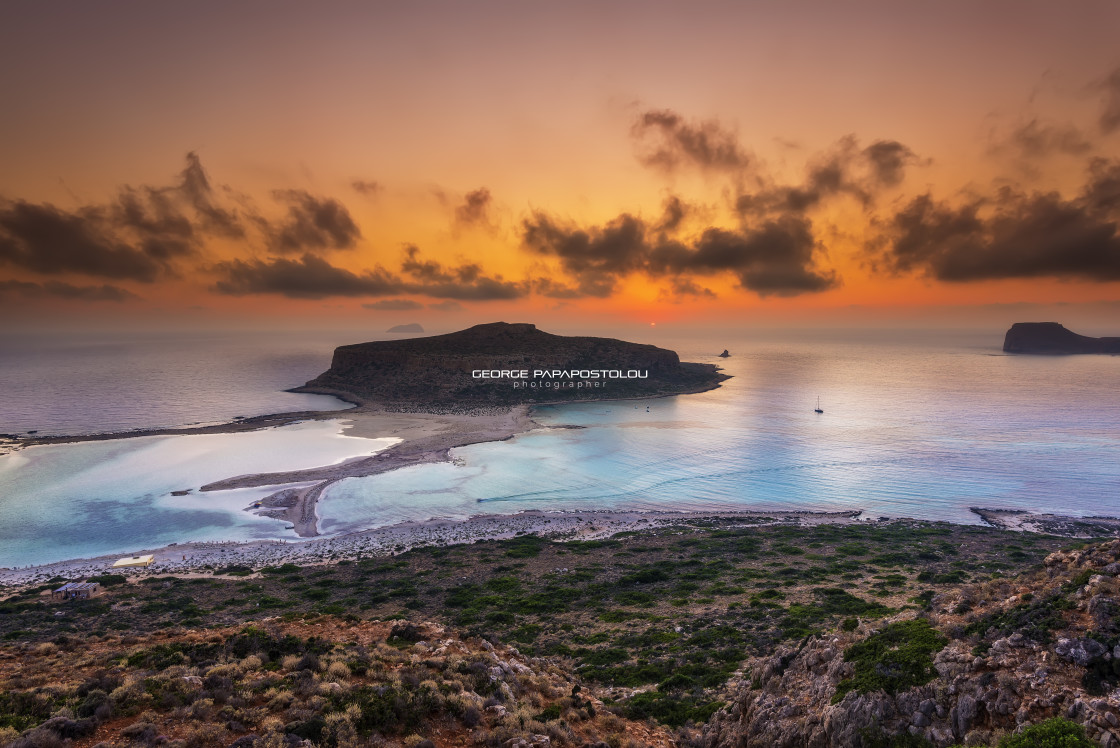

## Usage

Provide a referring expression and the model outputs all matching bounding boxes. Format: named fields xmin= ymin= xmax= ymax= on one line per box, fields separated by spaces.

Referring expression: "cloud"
xmin=522 ymin=213 xmax=649 ymax=297
xmin=212 ymin=247 xmax=527 ymax=301
xmin=351 ymin=179 xmax=382 ymax=196
xmin=454 ymin=188 xmax=493 ymax=227
xmin=736 ymin=136 xmax=918 ymax=217
xmin=656 ymin=195 xmax=688 ymax=233
xmin=0 ymin=200 xmax=170 ymax=281
xmin=522 ymin=210 xmax=838 ymax=297
xmin=862 ymin=140 xmax=920 ymax=187
xmin=399 ymin=246 xmax=526 ymax=300
xmin=649 ymin=219 xmax=839 ymax=295
xmin=1099 ymin=66 xmax=1120 ymax=134
xmin=362 ymin=298 xmax=424 ymax=310
xmin=262 ymin=190 xmax=361 ymax=254
xmin=1006 ymin=119 xmax=1091 ymax=158
xmin=428 ymin=300 xmax=463 ymax=312
xmin=176 ymin=152 xmax=245 ymax=239
xmin=0 ymin=152 xmax=246 ymax=282
xmin=657 ymin=277 xmax=716 ymax=303
xmin=0 ymin=279 xmax=139 ymax=301
xmin=876 ymin=160 xmax=1120 ymax=282
xmin=632 ymin=110 xmax=751 ymax=173
xmin=212 ymin=254 xmax=403 ymax=298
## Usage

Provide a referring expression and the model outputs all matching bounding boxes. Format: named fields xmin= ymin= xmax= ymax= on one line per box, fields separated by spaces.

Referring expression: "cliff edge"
xmin=294 ymin=321 xmax=729 ymax=406
xmin=1003 ymin=322 xmax=1120 ymax=355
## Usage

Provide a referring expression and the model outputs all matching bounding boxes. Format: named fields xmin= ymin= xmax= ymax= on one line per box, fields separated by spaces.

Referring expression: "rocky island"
xmin=1003 ymin=322 xmax=1120 ymax=355
xmin=293 ymin=321 xmax=729 ymax=407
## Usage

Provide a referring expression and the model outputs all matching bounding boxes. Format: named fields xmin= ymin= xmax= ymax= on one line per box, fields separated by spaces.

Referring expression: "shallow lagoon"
xmin=0 ymin=420 xmax=395 ymax=567
xmin=3 ymin=330 xmax=1119 ymax=567
xmin=319 ymin=335 xmax=1120 ymax=532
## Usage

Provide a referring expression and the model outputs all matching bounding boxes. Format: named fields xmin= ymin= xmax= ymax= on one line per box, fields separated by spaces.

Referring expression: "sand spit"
xmin=0 ymin=508 xmax=862 ymax=588
xmin=204 ymin=404 xmax=542 ymax=536
xmin=9 ymin=404 xmax=545 ymax=538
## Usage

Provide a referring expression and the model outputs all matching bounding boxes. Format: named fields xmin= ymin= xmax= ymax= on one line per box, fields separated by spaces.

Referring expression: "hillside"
xmin=2 ymin=522 xmax=1119 ymax=747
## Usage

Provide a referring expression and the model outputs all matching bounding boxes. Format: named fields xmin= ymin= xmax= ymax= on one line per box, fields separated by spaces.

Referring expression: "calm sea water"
xmin=1 ymin=328 xmax=1118 ymax=567
xmin=0 ymin=330 xmax=356 ymax=436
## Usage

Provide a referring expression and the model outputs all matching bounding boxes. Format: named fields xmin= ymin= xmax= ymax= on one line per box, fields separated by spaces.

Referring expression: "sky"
xmin=1 ymin=0 xmax=1119 ymax=333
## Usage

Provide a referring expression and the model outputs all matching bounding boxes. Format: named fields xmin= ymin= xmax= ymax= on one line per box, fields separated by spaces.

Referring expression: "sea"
xmin=1 ymin=327 xmax=1118 ymax=568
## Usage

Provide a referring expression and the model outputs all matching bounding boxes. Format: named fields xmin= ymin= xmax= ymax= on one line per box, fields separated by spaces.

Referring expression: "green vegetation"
xmin=965 ymin=593 xmax=1073 ymax=645
xmin=947 ymin=717 xmax=1093 ymax=748
xmin=995 ymin=717 xmax=1092 ymax=748
xmin=833 ymin=619 xmax=947 ymax=703
xmin=0 ymin=521 xmax=1073 ymax=732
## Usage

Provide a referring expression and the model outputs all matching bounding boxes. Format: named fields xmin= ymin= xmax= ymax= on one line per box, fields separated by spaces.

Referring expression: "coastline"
xmin=0 ymin=508 xmax=863 ymax=587
xmin=4 ymin=505 xmax=1118 ymax=590
xmin=203 ymin=404 xmax=543 ymax=536
xmin=4 ymin=379 xmax=728 ymax=536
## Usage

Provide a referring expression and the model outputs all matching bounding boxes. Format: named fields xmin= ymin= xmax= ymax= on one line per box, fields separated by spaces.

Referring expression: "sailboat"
xmin=814 ymin=396 xmax=824 ymax=414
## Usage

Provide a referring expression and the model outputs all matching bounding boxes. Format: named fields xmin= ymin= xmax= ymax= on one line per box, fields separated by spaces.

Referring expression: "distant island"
xmin=1003 ymin=322 xmax=1120 ymax=355
xmin=294 ymin=321 xmax=729 ymax=406
xmin=386 ymin=323 xmax=424 ymax=333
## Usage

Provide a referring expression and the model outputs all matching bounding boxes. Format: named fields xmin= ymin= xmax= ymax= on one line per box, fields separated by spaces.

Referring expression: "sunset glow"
xmin=2 ymin=1 xmax=1119 ymax=332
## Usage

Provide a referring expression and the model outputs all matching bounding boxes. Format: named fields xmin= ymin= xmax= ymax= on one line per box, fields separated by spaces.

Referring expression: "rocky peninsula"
xmin=293 ymin=321 xmax=729 ymax=407
xmin=1003 ymin=322 xmax=1120 ymax=355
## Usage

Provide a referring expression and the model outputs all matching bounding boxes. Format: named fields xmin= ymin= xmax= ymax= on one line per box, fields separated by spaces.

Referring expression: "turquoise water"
xmin=2 ymin=329 xmax=1118 ymax=567
xmin=0 ymin=421 xmax=396 ymax=567
xmin=318 ymin=333 xmax=1120 ymax=532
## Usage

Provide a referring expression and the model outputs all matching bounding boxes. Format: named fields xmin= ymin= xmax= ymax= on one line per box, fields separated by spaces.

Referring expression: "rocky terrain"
xmin=293 ymin=323 xmax=729 ymax=406
xmin=0 ymin=618 xmax=674 ymax=748
xmin=1002 ymin=322 xmax=1120 ymax=355
xmin=701 ymin=540 xmax=1120 ymax=748
xmin=3 ymin=520 xmax=1118 ymax=748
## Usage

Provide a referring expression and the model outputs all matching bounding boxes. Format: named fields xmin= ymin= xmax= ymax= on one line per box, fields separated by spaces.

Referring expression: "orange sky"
xmin=1 ymin=1 xmax=1119 ymax=332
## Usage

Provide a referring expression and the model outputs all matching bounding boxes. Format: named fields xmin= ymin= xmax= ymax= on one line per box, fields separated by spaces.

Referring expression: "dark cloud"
xmin=212 ymin=254 xmax=403 ymax=299
xmin=176 ymin=152 xmax=245 ymax=239
xmin=362 ymin=298 xmax=423 ymax=310
xmin=213 ymin=247 xmax=527 ymax=301
xmin=531 ymin=277 xmax=585 ymax=299
xmin=736 ymin=136 xmax=918 ymax=217
xmin=522 ymin=213 xmax=649 ymax=297
xmin=522 ymin=211 xmax=837 ymax=298
xmin=0 ymin=279 xmax=139 ymax=301
xmin=0 ymin=152 xmax=250 ymax=282
xmin=656 ymin=195 xmax=688 ymax=233
xmin=428 ymin=300 xmax=463 ymax=312
xmin=263 ymin=190 xmax=361 ymax=254
xmin=649 ymin=219 xmax=839 ymax=295
xmin=400 ymin=247 xmax=526 ymax=300
xmin=632 ymin=110 xmax=750 ymax=173
xmin=863 ymin=140 xmax=919 ymax=187
xmin=454 ymin=188 xmax=493 ymax=227
xmin=351 ymin=179 xmax=382 ymax=196
xmin=658 ymin=277 xmax=716 ymax=302
xmin=0 ymin=200 xmax=168 ymax=281
xmin=1100 ymin=66 xmax=1120 ymax=134
xmin=1007 ymin=120 xmax=1091 ymax=158
xmin=877 ymin=160 xmax=1120 ymax=282
xmin=1084 ymin=157 xmax=1120 ymax=212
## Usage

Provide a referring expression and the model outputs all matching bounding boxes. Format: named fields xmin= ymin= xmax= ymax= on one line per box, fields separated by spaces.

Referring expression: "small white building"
xmin=112 ymin=554 xmax=154 ymax=568
xmin=52 ymin=582 xmax=101 ymax=600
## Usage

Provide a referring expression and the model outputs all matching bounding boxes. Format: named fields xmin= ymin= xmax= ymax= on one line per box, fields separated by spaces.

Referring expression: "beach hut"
xmin=113 ymin=554 xmax=155 ymax=568
xmin=52 ymin=582 xmax=101 ymax=600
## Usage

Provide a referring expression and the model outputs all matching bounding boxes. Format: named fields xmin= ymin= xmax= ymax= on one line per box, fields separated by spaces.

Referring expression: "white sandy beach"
xmin=0 ymin=508 xmax=865 ymax=588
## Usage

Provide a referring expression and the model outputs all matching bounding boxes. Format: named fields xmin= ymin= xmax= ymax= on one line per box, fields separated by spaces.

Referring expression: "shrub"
xmin=997 ymin=717 xmax=1092 ymax=748
xmin=833 ymin=619 xmax=947 ymax=703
